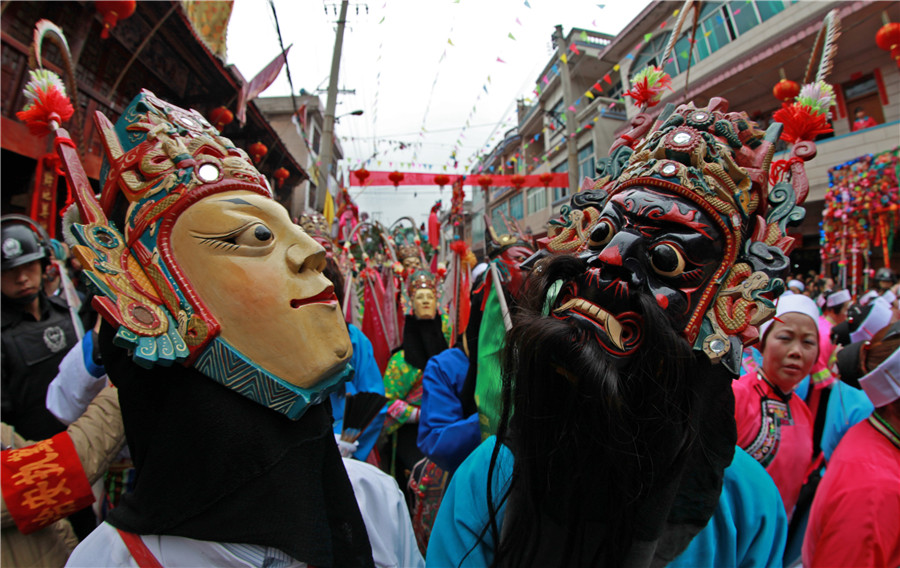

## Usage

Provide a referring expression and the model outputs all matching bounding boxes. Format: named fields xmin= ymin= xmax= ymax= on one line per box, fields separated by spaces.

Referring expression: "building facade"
xmin=1 ymin=1 xmax=307 ymax=230
xmin=473 ymin=0 xmax=898 ymax=270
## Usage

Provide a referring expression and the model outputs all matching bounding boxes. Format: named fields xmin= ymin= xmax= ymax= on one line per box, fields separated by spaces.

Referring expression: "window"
xmin=547 ymin=99 xmax=566 ymax=132
xmin=728 ymin=0 xmax=760 ymax=35
xmin=664 ymin=1 xmax=784 ymax=76
xmin=552 ymin=161 xmax=568 ymax=202
xmin=509 ymin=193 xmax=524 ymax=220
xmin=756 ymin=0 xmax=786 ymax=22
xmin=312 ymin=126 xmax=321 ymax=154
xmin=578 ymin=143 xmax=595 ymax=182
xmin=491 ymin=203 xmax=507 ymax=233
xmin=472 ymin=214 xmax=485 ymax=248
xmin=527 ymin=186 xmax=547 ymax=215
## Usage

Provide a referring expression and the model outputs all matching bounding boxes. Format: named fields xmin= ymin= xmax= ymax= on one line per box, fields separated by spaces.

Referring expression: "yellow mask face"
xmin=412 ymin=287 xmax=437 ymax=320
xmin=171 ymin=191 xmax=352 ymax=388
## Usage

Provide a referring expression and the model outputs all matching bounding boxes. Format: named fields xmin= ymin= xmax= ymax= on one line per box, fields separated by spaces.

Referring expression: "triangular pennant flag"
xmin=570 ymin=43 xmax=580 ymax=55
xmin=603 ymin=73 xmax=612 ymax=84
xmin=448 ymin=38 xmax=454 ymax=45
xmin=516 ymin=17 xmax=522 ymax=25
xmin=561 ymin=53 xmax=567 ymax=64
xmin=508 ymin=32 xmax=516 ymax=40
xmin=524 ymin=0 xmax=531 ymax=6
xmin=585 ymin=91 xmax=595 ymax=99
xmin=643 ymin=32 xmax=653 ymax=42
xmin=580 ymin=30 xmax=588 ymax=41
xmin=613 ymin=63 xmax=620 ymax=71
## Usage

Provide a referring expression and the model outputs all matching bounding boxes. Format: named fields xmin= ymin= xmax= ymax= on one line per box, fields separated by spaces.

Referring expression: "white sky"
xmin=226 ymin=0 xmax=651 ymax=224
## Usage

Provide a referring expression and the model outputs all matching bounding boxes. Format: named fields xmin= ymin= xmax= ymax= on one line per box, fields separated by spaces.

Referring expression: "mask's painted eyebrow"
xmin=214 ymin=197 xmax=262 ymax=209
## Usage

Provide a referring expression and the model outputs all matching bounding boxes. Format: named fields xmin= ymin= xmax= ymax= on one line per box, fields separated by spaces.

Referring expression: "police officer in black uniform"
xmin=1 ymin=217 xmax=102 ymax=538
xmin=1 ymin=218 xmax=81 ymax=441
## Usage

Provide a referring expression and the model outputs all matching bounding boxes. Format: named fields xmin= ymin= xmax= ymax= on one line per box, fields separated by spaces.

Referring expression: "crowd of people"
xmin=2 ymin=79 xmax=899 ymax=568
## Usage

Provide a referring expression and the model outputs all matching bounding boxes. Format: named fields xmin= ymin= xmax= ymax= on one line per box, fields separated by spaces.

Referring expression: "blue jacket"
xmin=417 ymin=347 xmax=480 ymax=473
xmin=330 ymin=323 xmax=386 ymax=460
xmin=428 ymin=438 xmax=787 ymax=568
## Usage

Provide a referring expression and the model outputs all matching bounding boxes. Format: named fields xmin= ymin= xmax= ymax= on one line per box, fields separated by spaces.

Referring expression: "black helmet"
xmin=875 ymin=267 xmax=895 ymax=284
xmin=1 ymin=220 xmax=47 ymax=271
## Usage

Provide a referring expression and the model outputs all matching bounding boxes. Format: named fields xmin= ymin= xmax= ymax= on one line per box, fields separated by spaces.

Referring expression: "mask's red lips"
xmin=291 ymin=285 xmax=336 ymax=309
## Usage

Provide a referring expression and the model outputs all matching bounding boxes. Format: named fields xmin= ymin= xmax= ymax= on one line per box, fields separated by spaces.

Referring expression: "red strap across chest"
xmin=117 ymin=528 xmax=165 ymax=568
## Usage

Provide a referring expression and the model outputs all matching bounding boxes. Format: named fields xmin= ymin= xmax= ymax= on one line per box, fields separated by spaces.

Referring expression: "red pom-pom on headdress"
xmin=772 ymin=103 xmax=832 ymax=144
xmin=623 ymin=66 xmax=673 ymax=109
xmin=15 ymin=69 xmax=74 ymax=137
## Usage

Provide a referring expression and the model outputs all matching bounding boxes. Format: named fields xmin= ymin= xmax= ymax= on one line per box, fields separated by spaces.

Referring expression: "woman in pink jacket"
xmin=733 ymin=294 xmax=821 ymax=519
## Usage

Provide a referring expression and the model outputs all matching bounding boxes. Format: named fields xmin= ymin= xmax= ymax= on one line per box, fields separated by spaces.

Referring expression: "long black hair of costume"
xmin=482 ymin=254 xmax=700 ymax=567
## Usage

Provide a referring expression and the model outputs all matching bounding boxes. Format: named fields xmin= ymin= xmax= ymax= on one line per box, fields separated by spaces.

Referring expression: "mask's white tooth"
xmin=553 ymin=298 xmax=577 ymax=313
xmin=605 ymin=314 xmax=624 ymax=350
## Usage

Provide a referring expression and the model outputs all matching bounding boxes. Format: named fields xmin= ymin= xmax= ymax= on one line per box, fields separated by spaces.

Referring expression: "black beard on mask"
xmin=490 ymin=254 xmax=733 ymax=568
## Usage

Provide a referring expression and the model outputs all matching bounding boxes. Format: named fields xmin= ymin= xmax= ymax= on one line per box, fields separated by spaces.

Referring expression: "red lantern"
xmin=772 ymin=79 xmax=800 ymax=102
xmin=511 ymin=174 xmax=526 ymax=190
xmin=248 ymin=141 xmax=267 ymax=164
xmin=353 ymin=168 xmax=370 ymax=185
xmin=477 ymin=175 xmax=493 ymax=189
xmin=273 ymin=167 xmax=290 ymax=188
xmin=876 ymin=22 xmax=900 ymax=51
xmin=538 ymin=172 xmax=554 ymax=188
xmin=388 ymin=170 xmax=404 ymax=188
xmin=434 ymin=174 xmax=450 ymax=190
xmin=208 ymin=106 xmax=233 ymax=132
xmin=95 ymin=0 xmax=137 ymax=39
xmin=891 ymin=45 xmax=900 ymax=69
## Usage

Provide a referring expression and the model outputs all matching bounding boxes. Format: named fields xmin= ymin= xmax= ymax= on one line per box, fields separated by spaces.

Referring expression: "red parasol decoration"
xmin=388 ymin=170 xmax=404 ymax=189
xmin=95 ymin=0 xmax=137 ymax=39
xmin=248 ymin=141 xmax=267 ymax=164
xmin=208 ymin=106 xmax=233 ymax=132
xmin=273 ymin=167 xmax=290 ymax=188
xmin=354 ymin=168 xmax=371 ymax=185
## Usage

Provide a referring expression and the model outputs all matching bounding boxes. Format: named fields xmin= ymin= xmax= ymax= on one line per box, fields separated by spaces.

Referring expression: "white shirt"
xmin=66 ymin=458 xmax=424 ymax=568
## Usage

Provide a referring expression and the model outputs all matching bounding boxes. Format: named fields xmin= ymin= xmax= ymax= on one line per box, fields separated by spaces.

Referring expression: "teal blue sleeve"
xmin=346 ymin=323 xmax=387 ymax=460
xmin=671 ymin=447 xmax=787 ymax=568
xmin=820 ymin=381 xmax=872 ymax=461
xmin=427 ymin=436 xmax=513 ymax=567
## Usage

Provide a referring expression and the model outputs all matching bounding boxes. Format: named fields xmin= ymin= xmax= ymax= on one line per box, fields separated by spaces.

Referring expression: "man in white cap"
xmin=786 ymin=279 xmax=805 ymax=295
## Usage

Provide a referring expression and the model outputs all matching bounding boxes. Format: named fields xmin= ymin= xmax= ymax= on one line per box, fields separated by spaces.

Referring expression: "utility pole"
xmin=553 ymin=25 xmax=578 ymax=197
xmin=315 ymin=0 xmax=349 ymax=211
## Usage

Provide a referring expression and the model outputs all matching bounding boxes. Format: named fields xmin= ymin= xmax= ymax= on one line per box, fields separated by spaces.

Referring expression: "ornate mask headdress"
xmin=407 ymin=269 xmax=439 ymax=320
xmin=62 ymin=91 xmax=352 ymax=419
xmin=298 ymin=211 xmax=335 ymax=258
xmin=544 ymin=96 xmax=812 ymax=373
